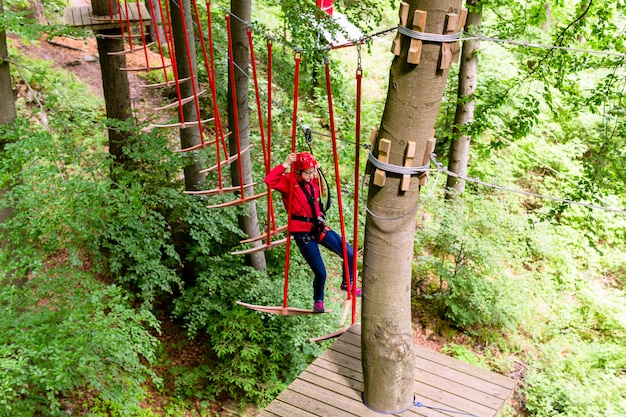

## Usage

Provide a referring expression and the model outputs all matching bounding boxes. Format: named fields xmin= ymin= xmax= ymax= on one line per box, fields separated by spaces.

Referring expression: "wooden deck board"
xmin=64 ymin=4 xmax=150 ymax=30
xmin=260 ymin=323 xmax=516 ymax=417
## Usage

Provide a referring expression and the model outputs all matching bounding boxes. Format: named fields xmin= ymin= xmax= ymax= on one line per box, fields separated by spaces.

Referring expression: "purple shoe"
xmin=341 ymin=283 xmax=362 ymax=297
xmin=313 ymin=301 xmax=325 ymax=313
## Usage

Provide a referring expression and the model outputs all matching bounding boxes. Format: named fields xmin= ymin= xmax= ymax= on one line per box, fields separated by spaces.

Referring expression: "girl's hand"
xmin=283 ymin=153 xmax=296 ymax=168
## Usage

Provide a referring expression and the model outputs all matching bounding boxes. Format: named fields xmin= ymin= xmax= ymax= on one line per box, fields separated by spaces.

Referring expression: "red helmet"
xmin=294 ymin=152 xmax=316 ymax=171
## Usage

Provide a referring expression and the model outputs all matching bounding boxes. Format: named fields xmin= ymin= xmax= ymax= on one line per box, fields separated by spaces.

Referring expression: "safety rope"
xmin=283 ymin=51 xmax=302 ymax=309
xmin=324 ymin=58 xmax=353 ymax=301
xmin=352 ymin=44 xmax=363 ymax=321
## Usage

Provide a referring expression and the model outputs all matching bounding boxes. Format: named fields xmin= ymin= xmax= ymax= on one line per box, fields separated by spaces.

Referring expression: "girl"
xmin=264 ymin=152 xmax=360 ymax=313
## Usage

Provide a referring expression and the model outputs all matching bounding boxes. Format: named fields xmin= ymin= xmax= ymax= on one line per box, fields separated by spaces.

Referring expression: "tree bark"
xmin=0 ymin=0 xmax=22 ymax=286
xmin=92 ymin=0 xmax=133 ymax=174
xmin=361 ymin=0 xmax=462 ymax=412
xmin=445 ymin=0 xmax=481 ymax=197
xmin=228 ymin=0 xmax=266 ymax=271
xmin=0 ymin=0 xmax=16 ymax=125
xmin=170 ymin=0 xmax=206 ymax=191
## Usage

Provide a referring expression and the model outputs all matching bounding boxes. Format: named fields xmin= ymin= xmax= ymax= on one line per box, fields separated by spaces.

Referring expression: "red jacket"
xmin=264 ymin=164 xmax=322 ymax=233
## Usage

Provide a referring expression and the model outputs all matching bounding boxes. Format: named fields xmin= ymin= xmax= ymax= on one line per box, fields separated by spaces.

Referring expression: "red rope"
xmin=204 ymin=1 xmax=228 ymax=188
xmin=107 ymin=0 xmax=114 ymax=20
xmin=114 ymin=0 xmax=126 ymax=40
xmin=324 ymin=59 xmax=352 ymax=301
xmin=145 ymin=0 xmax=169 ymax=83
xmin=283 ymin=51 xmax=301 ymax=310
xmin=225 ymin=14 xmax=245 ymax=197
xmin=176 ymin=0 xmax=205 ymax=145
xmin=122 ymin=0 xmax=133 ymax=49
xmin=134 ymin=0 xmax=150 ymax=68
xmin=352 ymin=64 xmax=363 ymax=323
xmin=266 ymin=38 xmax=277 ymax=236
xmin=163 ymin=0 xmax=185 ymax=123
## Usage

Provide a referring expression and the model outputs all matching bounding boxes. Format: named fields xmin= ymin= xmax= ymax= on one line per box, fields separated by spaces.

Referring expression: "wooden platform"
xmin=64 ymin=4 xmax=150 ymax=30
xmin=261 ymin=323 xmax=516 ymax=417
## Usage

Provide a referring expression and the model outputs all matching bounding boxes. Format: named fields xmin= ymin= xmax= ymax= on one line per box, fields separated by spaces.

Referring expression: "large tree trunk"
xmin=445 ymin=0 xmax=481 ymax=197
xmin=92 ymin=0 xmax=133 ymax=174
xmin=361 ymin=0 xmax=462 ymax=412
xmin=228 ymin=0 xmax=266 ymax=271
xmin=170 ymin=0 xmax=206 ymax=191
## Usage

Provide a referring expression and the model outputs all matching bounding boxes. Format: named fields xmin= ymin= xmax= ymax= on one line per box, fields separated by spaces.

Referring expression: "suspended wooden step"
xmin=119 ymin=63 xmax=172 ymax=72
xmin=138 ymin=76 xmax=191 ymax=89
xmin=199 ymin=144 xmax=252 ymax=174
xmin=154 ymin=90 xmax=206 ymax=111
xmin=185 ymin=182 xmax=256 ymax=197
xmin=108 ymin=42 xmax=155 ymax=55
xmin=206 ymin=190 xmax=267 ymax=209
xmin=240 ymin=224 xmax=288 ymax=244
xmin=96 ymin=33 xmax=145 ymax=40
xmin=172 ymin=138 xmax=217 ymax=154
xmin=231 ymin=236 xmax=288 ymax=256
xmin=149 ymin=117 xmax=214 ymax=129
xmin=236 ymin=301 xmax=333 ymax=316
xmin=310 ymin=325 xmax=351 ymax=343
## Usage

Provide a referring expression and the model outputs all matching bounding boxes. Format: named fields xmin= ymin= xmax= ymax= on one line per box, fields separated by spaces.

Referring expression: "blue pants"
xmin=293 ymin=229 xmax=354 ymax=303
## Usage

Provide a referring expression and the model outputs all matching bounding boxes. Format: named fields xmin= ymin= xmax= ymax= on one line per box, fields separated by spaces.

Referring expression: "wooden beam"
xmin=407 ymin=10 xmax=427 ymax=64
xmin=401 ymin=141 xmax=416 ymax=191
xmin=390 ymin=2 xmax=409 ymax=56
xmin=373 ymin=138 xmax=391 ymax=188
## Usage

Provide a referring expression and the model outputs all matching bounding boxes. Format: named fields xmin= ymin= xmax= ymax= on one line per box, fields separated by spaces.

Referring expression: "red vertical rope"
xmin=283 ymin=51 xmax=301 ymax=311
xmin=225 ymin=14 xmax=245 ymax=198
xmin=107 ymin=0 xmax=114 ymax=20
xmin=266 ymin=38 xmax=277 ymax=238
xmin=352 ymin=62 xmax=363 ymax=323
xmin=324 ymin=59 xmax=352 ymax=301
xmin=146 ymin=0 xmax=169 ymax=83
xmin=202 ymin=2 xmax=227 ymax=190
xmin=175 ymin=0 xmax=205 ymax=144
xmin=115 ymin=0 xmax=126 ymax=40
xmin=123 ymin=0 xmax=133 ymax=49
xmin=163 ymin=0 xmax=185 ymax=123
xmin=134 ymin=0 xmax=150 ymax=67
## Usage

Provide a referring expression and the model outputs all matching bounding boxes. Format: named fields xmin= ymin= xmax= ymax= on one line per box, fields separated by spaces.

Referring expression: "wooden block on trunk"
xmin=407 ymin=10 xmax=427 ymax=64
xmin=439 ymin=13 xmax=459 ymax=70
xmin=373 ymin=138 xmax=391 ymax=187
xmin=419 ymin=136 xmax=436 ymax=186
xmin=390 ymin=2 xmax=410 ymax=56
xmin=401 ymin=141 xmax=416 ymax=191
xmin=452 ymin=9 xmax=468 ymax=64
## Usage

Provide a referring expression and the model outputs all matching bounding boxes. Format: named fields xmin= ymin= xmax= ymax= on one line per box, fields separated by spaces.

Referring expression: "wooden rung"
xmin=154 ymin=90 xmax=206 ymax=111
xmin=206 ymin=190 xmax=267 ymax=209
xmin=172 ymin=138 xmax=217 ymax=153
xmin=138 ymin=77 xmax=191 ymax=89
xmin=108 ymin=42 xmax=154 ymax=56
xmin=149 ymin=117 xmax=214 ymax=129
xmin=401 ymin=141 xmax=416 ymax=191
xmin=310 ymin=326 xmax=351 ymax=343
xmin=407 ymin=10 xmax=427 ymax=64
xmin=119 ymin=64 xmax=172 ymax=72
xmin=96 ymin=33 xmax=145 ymax=39
xmin=231 ymin=236 xmax=290 ymax=255
xmin=440 ymin=13 xmax=459 ymax=70
xmin=240 ymin=224 xmax=288 ymax=244
xmin=235 ymin=301 xmax=332 ymax=316
xmin=452 ymin=9 xmax=468 ymax=64
xmin=390 ymin=2 xmax=410 ymax=56
xmin=373 ymin=138 xmax=391 ymax=187
xmin=199 ymin=144 xmax=253 ymax=173
xmin=419 ymin=135 xmax=436 ymax=186
xmin=184 ymin=182 xmax=256 ymax=197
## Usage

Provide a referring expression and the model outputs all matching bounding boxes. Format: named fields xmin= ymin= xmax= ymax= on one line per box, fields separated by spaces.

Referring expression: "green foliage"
xmin=413 ymin=195 xmax=528 ymax=330
xmin=0 ymin=273 xmax=160 ymax=416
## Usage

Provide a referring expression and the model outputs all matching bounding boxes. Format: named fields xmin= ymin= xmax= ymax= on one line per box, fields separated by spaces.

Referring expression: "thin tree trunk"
xmin=1 ymin=0 xmax=20 ymax=286
xmin=361 ymin=0 xmax=462 ymax=412
xmin=445 ymin=0 xmax=481 ymax=197
xmin=170 ymin=0 xmax=206 ymax=191
xmin=0 ymin=0 xmax=16 ymax=125
xmin=228 ymin=0 xmax=266 ymax=271
xmin=92 ymin=0 xmax=133 ymax=175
